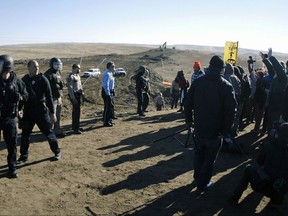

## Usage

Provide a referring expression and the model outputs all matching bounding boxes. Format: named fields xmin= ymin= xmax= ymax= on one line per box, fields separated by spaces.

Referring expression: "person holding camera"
xmin=229 ymin=122 xmax=288 ymax=207
xmin=17 ymin=60 xmax=61 ymax=164
xmin=67 ymin=64 xmax=83 ymax=134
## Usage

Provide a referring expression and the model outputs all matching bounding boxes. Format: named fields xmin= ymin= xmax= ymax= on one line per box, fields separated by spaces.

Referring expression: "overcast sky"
xmin=1 ymin=0 xmax=288 ymax=53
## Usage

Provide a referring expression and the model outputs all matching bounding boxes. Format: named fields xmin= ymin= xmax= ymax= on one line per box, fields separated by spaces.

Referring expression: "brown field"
xmin=0 ymin=43 xmax=287 ymax=215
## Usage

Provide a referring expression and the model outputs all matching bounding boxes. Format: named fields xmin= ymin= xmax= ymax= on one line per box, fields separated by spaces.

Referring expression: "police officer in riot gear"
xmin=0 ymin=54 xmax=28 ymax=178
xmin=44 ymin=57 xmax=65 ymax=137
xmin=17 ymin=60 xmax=61 ymax=164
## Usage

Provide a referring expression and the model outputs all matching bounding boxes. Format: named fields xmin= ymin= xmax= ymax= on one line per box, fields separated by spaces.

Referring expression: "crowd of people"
xmin=0 ymin=49 xmax=288 ymax=208
xmin=182 ymin=49 xmax=288 ymax=208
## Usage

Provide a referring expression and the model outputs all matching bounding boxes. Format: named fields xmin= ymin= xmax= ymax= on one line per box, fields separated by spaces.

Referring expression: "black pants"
xmin=171 ymin=91 xmax=179 ymax=109
xmin=232 ymin=165 xmax=284 ymax=203
xmin=137 ymin=91 xmax=144 ymax=114
xmin=143 ymin=92 xmax=149 ymax=111
xmin=0 ymin=117 xmax=18 ymax=172
xmin=102 ymin=88 xmax=115 ymax=124
xmin=179 ymin=88 xmax=187 ymax=109
xmin=70 ymin=94 xmax=81 ymax=131
xmin=20 ymin=109 xmax=60 ymax=159
xmin=262 ymin=106 xmax=269 ymax=132
xmin=156 ymin=104 xmax=163 ymax=111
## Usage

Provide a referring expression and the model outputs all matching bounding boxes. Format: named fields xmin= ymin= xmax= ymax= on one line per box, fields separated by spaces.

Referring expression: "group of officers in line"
xmin=0 ymin=55 xmax=91 ymax=178
xmin=0 ymin=54 xmax=151 ymax=178
xmin=0 ymin=55 xmax=65 ymax=178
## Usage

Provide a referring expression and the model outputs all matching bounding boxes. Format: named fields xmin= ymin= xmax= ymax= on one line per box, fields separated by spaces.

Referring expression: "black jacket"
xmin=22 ymin=73 xmax=54 ymax=115
xmin=135 ymin=72 xmax=149 ymax=94
xmin=44 ymin=68 xmax=64 ymax=99
xmin=283 ymin=86 xmax=288 ymax=121
xmin=0 ymin=71 xmax=28 ymax=119
xmin=185 ymin=66 xmax=237 ymax=139
xmin=257 ymin=139 xmax=288 ymax=181
xmin=263 ymin=56 xmax=287 ymax=112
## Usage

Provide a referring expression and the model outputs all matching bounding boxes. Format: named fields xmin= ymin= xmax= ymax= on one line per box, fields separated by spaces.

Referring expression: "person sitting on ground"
xmin=229 ymin=122 xmax=288 ymax=207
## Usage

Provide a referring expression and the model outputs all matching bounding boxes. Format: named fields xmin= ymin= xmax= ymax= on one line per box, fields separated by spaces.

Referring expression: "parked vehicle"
xmin=114 ymin=68 xmax=126 ymax=77
xmin=82 ymin=68 xmax=101 ymax=78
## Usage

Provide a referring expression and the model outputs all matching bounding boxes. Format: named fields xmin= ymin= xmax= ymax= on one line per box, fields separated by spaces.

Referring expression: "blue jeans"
xmin=193 ymin=136 xmax=222 ymax=189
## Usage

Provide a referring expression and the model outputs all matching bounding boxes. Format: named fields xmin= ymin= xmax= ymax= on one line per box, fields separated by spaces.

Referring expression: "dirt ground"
xmin=0 ymin=43 xmax=287 ymax=215
xmin=0 ymin=106 xmax=287 ymax=215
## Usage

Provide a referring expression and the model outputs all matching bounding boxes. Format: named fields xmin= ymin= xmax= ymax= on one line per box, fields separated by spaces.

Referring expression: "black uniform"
xmin=44 ymin=68 xmax=63 ymax=100
xmin=44 ymin=67 xmax=65 ymax=136
xmin=0 ymin=71 xmax=28 ymax=176
xmin=18 ymin=73 xmax=60 ymax=161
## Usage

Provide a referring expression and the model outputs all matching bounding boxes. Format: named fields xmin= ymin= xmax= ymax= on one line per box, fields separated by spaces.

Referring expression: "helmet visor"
xmin=53 ymin=62 xmax=63 ymax=71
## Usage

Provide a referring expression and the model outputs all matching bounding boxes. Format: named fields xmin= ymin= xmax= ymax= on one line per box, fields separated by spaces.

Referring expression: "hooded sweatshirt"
xmin=224 ymin=63 xmax=241 ymax=102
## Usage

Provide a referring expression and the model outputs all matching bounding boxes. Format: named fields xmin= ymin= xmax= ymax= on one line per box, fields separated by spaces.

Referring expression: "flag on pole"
xmin=224 ymin=41 xmax=239 ymax=66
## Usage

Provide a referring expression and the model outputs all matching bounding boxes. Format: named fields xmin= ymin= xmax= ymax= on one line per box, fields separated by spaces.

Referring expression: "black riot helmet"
xmin=0 ymin=54 xmax=14 ymax=73
xmin=49 ymin=57 xmax=63 ymax=71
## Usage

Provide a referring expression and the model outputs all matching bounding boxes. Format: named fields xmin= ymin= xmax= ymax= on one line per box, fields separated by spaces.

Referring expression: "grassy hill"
xmin=2 ymin=43 xmax=287 ymax=119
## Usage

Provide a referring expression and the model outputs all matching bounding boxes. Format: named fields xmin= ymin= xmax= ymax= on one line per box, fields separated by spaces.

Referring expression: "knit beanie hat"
xmin=193 ymin=61 xmax=201 ymax=68
xmin=209 ymin=55 xmax=225 ymax=69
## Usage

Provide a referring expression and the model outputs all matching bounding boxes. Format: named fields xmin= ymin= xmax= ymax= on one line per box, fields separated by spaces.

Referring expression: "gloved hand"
xmin=17 ymin=110 xmax=23 ymax=119
xmin=224 ymin=135 xmax=233 ymax=145
xmin=50 ymin=113 xmax=57 ymax=125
